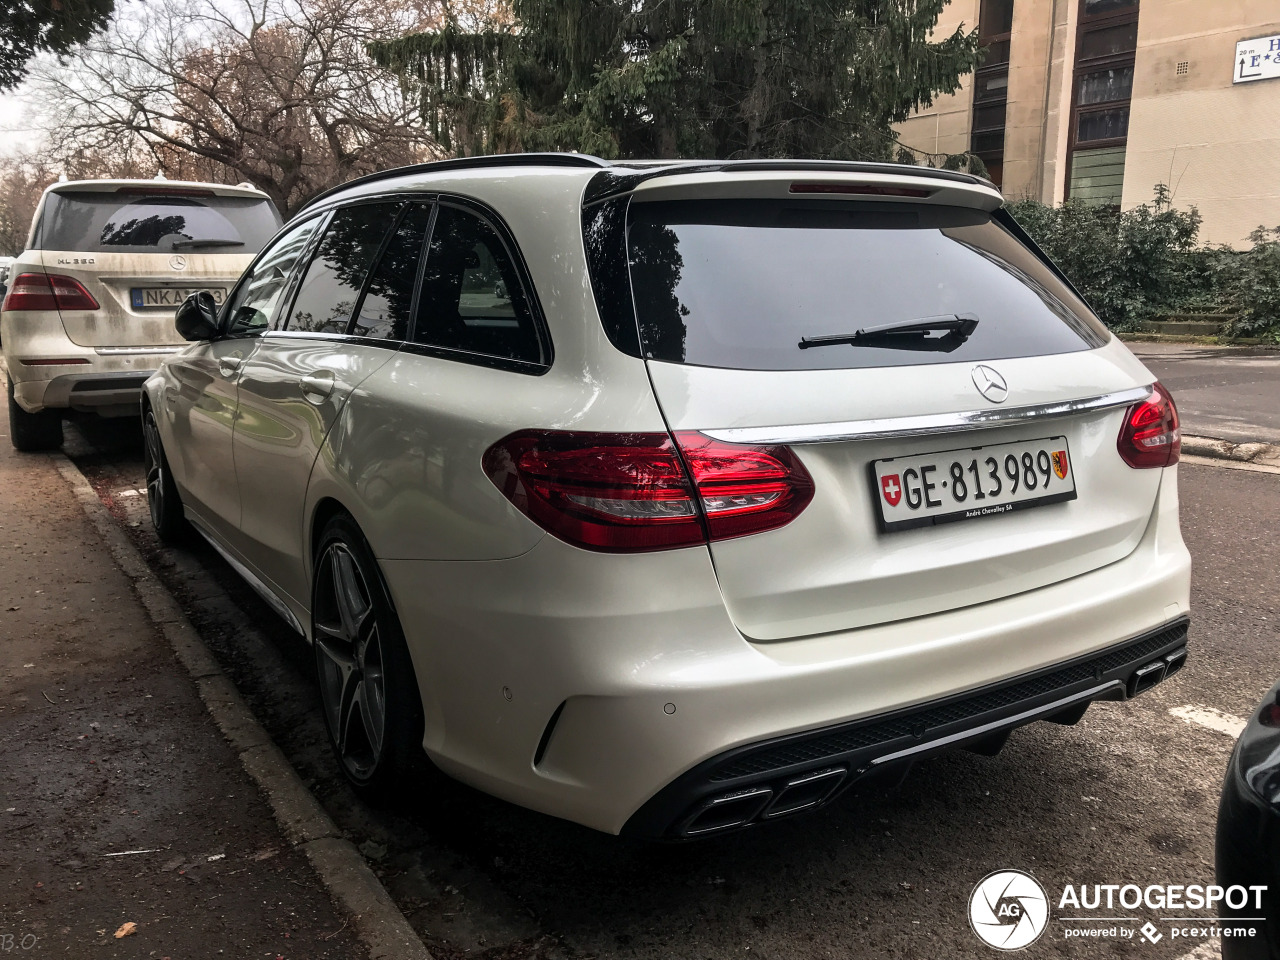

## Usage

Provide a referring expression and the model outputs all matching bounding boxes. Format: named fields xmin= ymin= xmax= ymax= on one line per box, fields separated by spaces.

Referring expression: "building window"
xmin=1067 ymin=0 xmax=1138 ymax=206
xmin=971 ymin=0 xmax=1014 ymax=187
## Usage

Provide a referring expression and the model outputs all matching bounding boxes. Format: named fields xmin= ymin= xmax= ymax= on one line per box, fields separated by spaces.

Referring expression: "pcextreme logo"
xmin=969 ymin=870 xmax=1050 ymax=950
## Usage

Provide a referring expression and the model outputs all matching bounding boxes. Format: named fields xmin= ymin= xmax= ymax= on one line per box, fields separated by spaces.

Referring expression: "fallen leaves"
xmin=114 ymin=921 xmax=137 ymax=938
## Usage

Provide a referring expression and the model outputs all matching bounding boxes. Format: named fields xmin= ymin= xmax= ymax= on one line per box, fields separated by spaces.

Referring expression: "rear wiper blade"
xmin=171 ymin=238 xmax=245 ymax=250
xmin=798 ymin=314 xmax=979 ymax=352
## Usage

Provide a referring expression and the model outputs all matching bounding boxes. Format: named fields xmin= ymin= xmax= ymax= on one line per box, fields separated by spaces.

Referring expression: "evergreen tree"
xmin=1 ymin=0 xmax=116 ymax=90
xmin=370 ymin=0 xmax=983 ymax=161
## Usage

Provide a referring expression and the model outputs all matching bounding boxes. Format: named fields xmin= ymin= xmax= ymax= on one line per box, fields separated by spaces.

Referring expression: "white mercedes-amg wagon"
xmin=142 ymin=155 xmax=1191 ymax=838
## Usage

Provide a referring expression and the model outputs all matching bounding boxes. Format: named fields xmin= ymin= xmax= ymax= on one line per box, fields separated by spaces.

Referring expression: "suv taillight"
xmin=1117 ymin=381 xmax=1180 ymax=469
xmin=2 ymin=273 xmax=100 ymax=312
xmin=482 ymin=430 xmax=814 ymax=552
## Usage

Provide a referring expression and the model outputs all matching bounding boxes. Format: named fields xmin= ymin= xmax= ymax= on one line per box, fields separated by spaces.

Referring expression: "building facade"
xmin=895 ymin=0 xmax=1280 ymax=246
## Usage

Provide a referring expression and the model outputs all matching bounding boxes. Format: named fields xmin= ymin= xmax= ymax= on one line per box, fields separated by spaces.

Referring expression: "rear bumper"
xmin=23 ymin=371 xmax=153 ymax=415
xmin=625 ymin=618 xmax=1188 ymax=837
xmin=382 ymin=465 xmax=1190 ymax=835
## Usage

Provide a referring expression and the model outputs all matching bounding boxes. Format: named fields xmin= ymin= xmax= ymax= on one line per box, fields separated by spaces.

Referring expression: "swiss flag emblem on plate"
xmin=881 ymin=474 xmax=903 ymax=507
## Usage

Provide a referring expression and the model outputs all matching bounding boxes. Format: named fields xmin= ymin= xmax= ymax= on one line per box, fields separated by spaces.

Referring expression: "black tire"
xmin=142 ymin=407 xmax=188 ymax=542
xmin=312 ymin=512 xmax=426 ymax=801
xmin=7 ymin=379 xmax=62 ymax=452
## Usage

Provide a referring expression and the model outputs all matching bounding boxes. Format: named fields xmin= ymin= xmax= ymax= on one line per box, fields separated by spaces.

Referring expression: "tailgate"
xmin=619 ymin=188 xmax=1163 ymax=640
xmin=50 ymin=251 xmax=253 ymax=347
xmin=648 ymin=349 xmax=1159 ymax=639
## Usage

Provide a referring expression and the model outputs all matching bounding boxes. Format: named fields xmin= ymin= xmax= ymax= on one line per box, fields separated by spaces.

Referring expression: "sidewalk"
xmin=0 ymin=438 xmax=363 ymax=956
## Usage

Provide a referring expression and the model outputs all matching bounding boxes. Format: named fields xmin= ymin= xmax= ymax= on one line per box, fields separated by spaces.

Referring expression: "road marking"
xmin=1169 ymin=705 xmax=1247 ymax=738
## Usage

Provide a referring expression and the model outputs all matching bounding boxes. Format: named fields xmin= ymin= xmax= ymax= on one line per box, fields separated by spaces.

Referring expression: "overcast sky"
xmin=0 ymin=85 xmax=41 ymax=156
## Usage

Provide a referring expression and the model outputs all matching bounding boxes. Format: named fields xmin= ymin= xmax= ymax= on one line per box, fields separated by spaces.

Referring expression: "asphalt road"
xmin=1129 ymin=342 xmax=1280 ymax=443
xmin=62 ymin=416 xmax=1279 ymax=960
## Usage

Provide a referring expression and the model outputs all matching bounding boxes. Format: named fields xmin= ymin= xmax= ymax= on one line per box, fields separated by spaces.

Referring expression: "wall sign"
xmin=1235 ymin=35 xmax=1280 ymax=84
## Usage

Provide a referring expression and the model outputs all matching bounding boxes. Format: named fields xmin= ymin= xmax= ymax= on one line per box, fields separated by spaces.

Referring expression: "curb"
xmin=50 ymin=452 xmax=432 ymax=960
xmin=1181 ymin=435 xmax=1280 ymax=468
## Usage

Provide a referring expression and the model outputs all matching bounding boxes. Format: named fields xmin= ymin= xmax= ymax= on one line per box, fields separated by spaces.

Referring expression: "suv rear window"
xmin=625 ymin=199 xmax=1108 ymax=371
xmin=35 ymin=190 xmax=282 ymax=254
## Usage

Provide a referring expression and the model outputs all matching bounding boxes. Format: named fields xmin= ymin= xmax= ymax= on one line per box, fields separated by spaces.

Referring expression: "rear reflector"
xmin=482 ymin=430 xmax=814 ymax=552
xmin=19 ymin=358 xmax=90 ymax=366
xmin=789 ymin=183 xmax=933 ymax=198
xmin=2 ymin=273 xmax=100 ymax=312
xmin=1117 ymin=381 xmax=1180 ymax=469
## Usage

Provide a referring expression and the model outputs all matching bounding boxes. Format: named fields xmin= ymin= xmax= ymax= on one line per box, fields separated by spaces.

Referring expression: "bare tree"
xmin=34 ymin=0 xmax=447 ymax=215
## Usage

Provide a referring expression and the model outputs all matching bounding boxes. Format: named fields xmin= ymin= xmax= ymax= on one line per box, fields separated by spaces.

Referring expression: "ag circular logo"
xmin=969 ymin=869 xmax=1049 ymax=950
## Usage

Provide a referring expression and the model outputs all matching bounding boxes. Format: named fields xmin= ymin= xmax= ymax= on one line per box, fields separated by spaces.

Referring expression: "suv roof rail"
xmin=299 ymin=152 xmax=611 ymax=213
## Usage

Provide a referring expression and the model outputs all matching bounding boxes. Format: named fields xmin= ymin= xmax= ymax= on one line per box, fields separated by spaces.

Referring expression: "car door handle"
xmin=217 ymin=356 xmax=243 ymax=378
xmin=300 ymin=372 xmax=335 ymax=403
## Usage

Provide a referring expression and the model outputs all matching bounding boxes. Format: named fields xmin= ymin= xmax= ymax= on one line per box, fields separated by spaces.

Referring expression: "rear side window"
xmin=36 ymin=190 xmax=281 ymax=254
xmin=285 ymin=202 xmax=400 ymax=335
xmin=625 ymin=199 xmax=1109 ymax=371
xmin=351 ymin=202 xmax=432 ymax=340
xmin=413 ymin=204 xmax=543 ymax=365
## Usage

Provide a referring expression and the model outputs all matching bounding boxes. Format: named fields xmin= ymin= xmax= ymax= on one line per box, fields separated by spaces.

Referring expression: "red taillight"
xmin=1 ymin=273 xmax=99 ymax=312
xmin=1117 ymin=381 xmax=1180 ymax=469
xmin=482 ymin=430 xmax=814 ymax=552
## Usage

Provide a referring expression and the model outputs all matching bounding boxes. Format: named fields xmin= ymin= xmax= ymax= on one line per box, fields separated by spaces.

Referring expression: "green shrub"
xmin=1007 ymin=185 xmax=1280 ymax=340
xmin=1006 ymin=185 xmax=1206 ymax=331
xmin=1223 ymin=228 xmax=1280 ymax=340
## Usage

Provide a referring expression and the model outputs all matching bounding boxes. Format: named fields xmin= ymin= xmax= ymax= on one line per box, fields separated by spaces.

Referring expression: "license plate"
xmin=872 ymin=436 xmax=1076 ymax=532
xmin=130 ymin=287 xmax=226 ymax=309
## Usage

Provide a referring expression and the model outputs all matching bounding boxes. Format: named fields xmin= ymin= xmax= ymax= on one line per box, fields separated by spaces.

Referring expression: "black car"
xmin=1216 ymin=677 xmax=1280 ymax=959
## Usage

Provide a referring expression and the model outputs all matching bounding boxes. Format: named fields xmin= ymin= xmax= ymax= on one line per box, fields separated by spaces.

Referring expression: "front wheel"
xmin=143 ymin=408 xmax=188 ymax=542
xmin=312 ymin=513 xmax=425 ymax=800
xmin=7 ymin=379 xmax=62 ymax=452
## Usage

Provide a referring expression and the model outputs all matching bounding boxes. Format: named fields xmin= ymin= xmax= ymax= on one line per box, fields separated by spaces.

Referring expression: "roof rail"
xmin=298 ymin=153 xmax=611 ymax=213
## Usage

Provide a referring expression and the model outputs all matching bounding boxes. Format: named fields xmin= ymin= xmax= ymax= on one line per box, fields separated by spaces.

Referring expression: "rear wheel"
xmin=143 ymin=408 xmax=187 ymax=542
xmin=312 ymin=513 xmax=425 ymax=800
xmin=7 ymin=379 xmax=62 ymax=452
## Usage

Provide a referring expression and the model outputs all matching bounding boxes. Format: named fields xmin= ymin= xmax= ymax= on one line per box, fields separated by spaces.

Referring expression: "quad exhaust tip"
xmin=1128 ymin=647 xmax=1186 ymax=698
xmin=679 ymin=768 xmax=847 ymax=837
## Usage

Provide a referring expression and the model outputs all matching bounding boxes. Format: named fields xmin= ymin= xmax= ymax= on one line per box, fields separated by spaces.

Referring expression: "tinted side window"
xmin=414 ymin=205 xmax=542 ymax=364
xmin=224 ymin=217 xmax=322 ymax=336
xmin=351 ymin=202 xmax=432 ymax=340
xmin=286 ymin=202 xmax=399 ymax=334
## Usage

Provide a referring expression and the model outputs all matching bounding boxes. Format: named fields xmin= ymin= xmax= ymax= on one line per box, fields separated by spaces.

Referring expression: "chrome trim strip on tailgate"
xmin=94 ymin=346 xmax=183 ymax=356
xmin=701 ymin=384 xmax=1153 ymax=445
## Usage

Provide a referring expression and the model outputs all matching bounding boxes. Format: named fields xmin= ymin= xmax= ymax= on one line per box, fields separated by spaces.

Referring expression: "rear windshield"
xmin=626 ymin=199 xmax=1108 ymax=370
xmin=36 ymin=191 xmax=282 ymax=254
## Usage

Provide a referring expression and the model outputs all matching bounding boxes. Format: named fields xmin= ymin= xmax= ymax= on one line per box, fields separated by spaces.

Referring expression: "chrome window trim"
xmin=701 ymin=384 xmax=1153 ymax=445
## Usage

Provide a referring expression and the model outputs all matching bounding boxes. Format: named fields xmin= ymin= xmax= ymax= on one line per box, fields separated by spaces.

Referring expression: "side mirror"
xmin=175 ymin=291 xmax=220 ymax=342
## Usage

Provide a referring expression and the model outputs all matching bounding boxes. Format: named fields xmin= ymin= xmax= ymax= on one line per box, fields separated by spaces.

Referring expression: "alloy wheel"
xmin=313 ymin=542 xmax=387 ymax=781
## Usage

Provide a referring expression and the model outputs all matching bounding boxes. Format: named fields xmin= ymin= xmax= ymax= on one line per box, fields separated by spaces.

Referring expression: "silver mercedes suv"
xmin=2 ymin=178 xmax=280 ymax=450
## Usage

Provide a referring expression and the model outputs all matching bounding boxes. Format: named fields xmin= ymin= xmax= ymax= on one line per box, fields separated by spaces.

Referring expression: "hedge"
xmin=1005 ymin=185 xmax=1280 ymax=341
